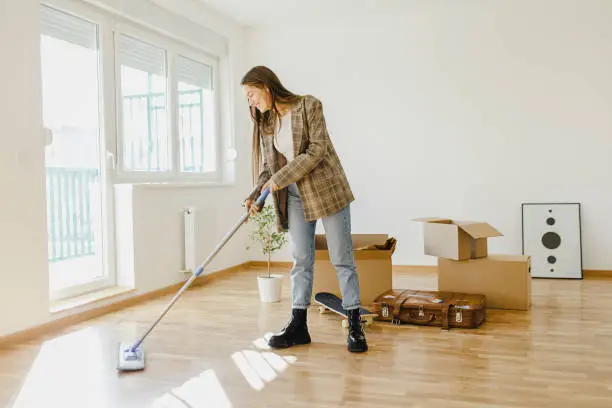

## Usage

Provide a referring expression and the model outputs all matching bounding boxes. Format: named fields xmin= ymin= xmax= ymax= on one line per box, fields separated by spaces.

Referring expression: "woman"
xmin=242 ymin=66 xmax=367 ymax=353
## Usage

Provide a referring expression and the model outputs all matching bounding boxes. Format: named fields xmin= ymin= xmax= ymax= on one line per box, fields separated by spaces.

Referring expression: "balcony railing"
xmin=46 ymin=167 xmax=99 ymax=262
xmin=46 ymin=89 xmax=205 ymax=263
xmin=122 ymin=88 xmax=205 ymax=172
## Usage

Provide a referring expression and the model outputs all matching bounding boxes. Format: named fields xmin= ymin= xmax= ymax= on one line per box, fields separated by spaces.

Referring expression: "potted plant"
xmin=247 ymin=198 xmax=289 ymax=302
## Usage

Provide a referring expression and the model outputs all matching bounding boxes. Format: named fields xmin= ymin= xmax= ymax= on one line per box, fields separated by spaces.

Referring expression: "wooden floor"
xmin=2 ymin=266 xmax=612 ymax=408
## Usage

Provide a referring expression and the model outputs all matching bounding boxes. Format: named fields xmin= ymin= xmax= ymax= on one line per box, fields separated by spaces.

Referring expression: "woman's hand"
xmin=245 ymin=180 xmax=278 ymax=220
xmin=261 ymin=179 xmax=279 ymax=194
xmin=244 ymin=198 xmax=260 ymax=220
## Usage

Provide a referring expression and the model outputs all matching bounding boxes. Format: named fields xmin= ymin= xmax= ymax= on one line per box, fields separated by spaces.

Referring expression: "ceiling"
xmin=194 ymin=0 xmax=380 ymax=26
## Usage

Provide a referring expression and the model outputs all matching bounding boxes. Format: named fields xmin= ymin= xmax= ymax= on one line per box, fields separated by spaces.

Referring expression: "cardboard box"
xmin=312 ymin=234 xmax=395 ymax=307
xmin=437 ymin=254 xmax=532 ymax=311
xmin=413 ymin=217 xmax=503 ymax=260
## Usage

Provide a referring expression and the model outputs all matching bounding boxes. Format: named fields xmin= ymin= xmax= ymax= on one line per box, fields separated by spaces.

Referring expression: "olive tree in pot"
xmin=247 ymin=200 xmax=288 ymax=302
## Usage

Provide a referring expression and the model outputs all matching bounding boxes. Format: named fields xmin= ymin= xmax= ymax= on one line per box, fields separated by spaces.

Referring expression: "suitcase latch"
xmin=381 ymin=304 xmax=389 ymax=318
xmin=456 ymin=309 xmax=463 ymax=323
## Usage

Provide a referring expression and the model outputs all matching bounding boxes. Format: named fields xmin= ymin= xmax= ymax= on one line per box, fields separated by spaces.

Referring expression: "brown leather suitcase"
xmin=371 ymin=289 xmax=486 ymax=329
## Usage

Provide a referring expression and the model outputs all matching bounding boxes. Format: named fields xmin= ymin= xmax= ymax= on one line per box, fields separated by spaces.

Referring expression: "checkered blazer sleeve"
xmin=270 ymin=97 xmax=327 ymax=189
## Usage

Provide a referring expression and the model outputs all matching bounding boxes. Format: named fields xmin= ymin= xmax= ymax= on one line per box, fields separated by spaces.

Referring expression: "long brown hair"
xmin=241 ymin=66 xmax=301 ymax=183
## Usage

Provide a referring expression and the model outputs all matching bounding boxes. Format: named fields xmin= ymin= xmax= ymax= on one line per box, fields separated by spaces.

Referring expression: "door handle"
xmin=106 ymin=151 xmax=116 ymax=170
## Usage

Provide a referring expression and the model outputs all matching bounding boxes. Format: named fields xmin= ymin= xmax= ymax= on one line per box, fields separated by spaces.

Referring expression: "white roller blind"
xmin=177 ymin=55 xmax=212 ymax=90
xmin=118 ymin=34 xmax=166 ymax=76
xmin=40 ymin=5 xmax=97 ymax=50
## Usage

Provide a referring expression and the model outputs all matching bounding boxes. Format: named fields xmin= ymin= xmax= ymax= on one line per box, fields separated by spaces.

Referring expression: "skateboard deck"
xmin=314 ymin=292 xmax=377 ymax=328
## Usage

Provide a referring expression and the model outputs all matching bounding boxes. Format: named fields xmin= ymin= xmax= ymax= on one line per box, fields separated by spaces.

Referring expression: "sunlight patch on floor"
xmin=9 ymin=328 xmax=110 ymax=408
xmin=150 ymin=369 xmax=232 ymax=408
xmin=231 ymin=335 xmax=297 ymax=391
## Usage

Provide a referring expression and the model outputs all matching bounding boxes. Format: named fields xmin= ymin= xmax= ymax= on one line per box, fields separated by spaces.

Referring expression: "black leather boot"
xmin=267 ymin=308 xmax=311 ymax=349
xmin=347 ymin=308 xmax=368 ymax=353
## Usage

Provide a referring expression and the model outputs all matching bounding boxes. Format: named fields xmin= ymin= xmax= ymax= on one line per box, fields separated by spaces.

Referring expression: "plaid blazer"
xmin=247 ymin=95 xmax=355 ymax=232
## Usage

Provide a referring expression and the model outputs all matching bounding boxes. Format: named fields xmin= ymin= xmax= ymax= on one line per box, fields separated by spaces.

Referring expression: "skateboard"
xmin=314 ymin=292 xmax=377 ymax=328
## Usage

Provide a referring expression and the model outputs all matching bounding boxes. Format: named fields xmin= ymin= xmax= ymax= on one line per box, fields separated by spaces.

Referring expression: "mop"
xmin=117 ymin=187 xmax=271 ymax=371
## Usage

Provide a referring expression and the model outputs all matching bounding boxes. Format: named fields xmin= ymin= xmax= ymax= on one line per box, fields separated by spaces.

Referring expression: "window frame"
xmin=40 ymin=0 xmax=226 ymax=302
xmin=113 ymin=22 xmax=221 ymax=184
xmin=40 ymin=0 xmax=118 ymax=302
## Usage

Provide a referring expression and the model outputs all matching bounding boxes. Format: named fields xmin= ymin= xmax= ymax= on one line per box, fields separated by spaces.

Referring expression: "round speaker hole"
xmin=542 ymin=232 xmax=561 ymax=250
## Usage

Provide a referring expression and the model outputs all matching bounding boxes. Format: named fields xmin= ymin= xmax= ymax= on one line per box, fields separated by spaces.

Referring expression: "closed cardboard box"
xmin=413 ymin=217 xmax=503 ymax=260
xmin=312 ymin=234 xmax=395 ymax=307
xmin=437 ymin=254 xmax=532 ymax=311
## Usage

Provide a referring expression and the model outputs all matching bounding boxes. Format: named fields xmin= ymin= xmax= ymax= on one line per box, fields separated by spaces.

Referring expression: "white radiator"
xmin=183 ymin=207 xmax=196 ymax=273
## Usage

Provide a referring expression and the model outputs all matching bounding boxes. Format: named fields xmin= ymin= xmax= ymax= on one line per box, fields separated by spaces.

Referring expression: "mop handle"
xmin=129 ymin=187 xmax=271 ymax=352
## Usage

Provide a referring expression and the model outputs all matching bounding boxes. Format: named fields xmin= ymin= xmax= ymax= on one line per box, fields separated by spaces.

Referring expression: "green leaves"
xmin=247 ymin=200 xmax=288 ymax=256
xmin=247 ymin=199 xmax=289 ymax=278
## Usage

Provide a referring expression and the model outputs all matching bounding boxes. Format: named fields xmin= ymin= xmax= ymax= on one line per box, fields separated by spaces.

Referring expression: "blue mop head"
xmin=117 ymin=342 xmax=145 ymax=372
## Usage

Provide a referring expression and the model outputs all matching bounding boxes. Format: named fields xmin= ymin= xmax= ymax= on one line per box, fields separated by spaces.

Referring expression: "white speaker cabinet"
xmin=521 ymin=203 xmax=582 ymax=279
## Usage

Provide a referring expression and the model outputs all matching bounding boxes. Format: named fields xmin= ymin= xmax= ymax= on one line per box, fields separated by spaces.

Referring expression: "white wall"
xmin=114 ymin=184 xmax=253 ymax=294
xmin=245 ymin=0 xmax=612 ymax=269
xmin=0 ymin=0 xmax=252 ymax=337
xmin=0 ymin=0 xmax=50 ymax=337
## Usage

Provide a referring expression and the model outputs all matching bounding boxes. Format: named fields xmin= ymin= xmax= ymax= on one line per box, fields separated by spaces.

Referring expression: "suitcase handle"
xmin=392 ymin=290 xmax=414 ymax=318
xmin=408 ymin=310 xmax=436 ymax=322
xmin=392 ymin=290 xmax=443 ymax=317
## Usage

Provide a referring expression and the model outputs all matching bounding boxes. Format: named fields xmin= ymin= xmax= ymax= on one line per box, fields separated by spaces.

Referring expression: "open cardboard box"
xmin=312 ymin=234 xmax=395 ymax=307
xmin=413 ymin=217 xmax=503 ymax=260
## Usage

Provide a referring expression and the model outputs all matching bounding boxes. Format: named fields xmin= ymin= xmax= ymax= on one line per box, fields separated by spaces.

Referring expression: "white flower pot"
xmin=257 ymin=274 xmax=283 ymax=303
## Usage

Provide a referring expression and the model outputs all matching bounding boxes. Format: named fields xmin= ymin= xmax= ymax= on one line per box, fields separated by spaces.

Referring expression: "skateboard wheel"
xmin=341 ymin=319 xmax=349 ymax=328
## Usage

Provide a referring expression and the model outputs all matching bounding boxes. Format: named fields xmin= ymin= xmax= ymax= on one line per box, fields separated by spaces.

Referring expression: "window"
xmin=118 ymin=34 xmax=170 ymax=172
xmin=116 ymin=33 xmax=219 ymax=180
xmin=177 ymin=55 xmax=215 ymax=174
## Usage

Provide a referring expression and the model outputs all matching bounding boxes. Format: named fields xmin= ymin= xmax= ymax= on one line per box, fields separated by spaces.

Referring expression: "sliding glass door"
xmin=40 ymin=5 xmax=113 ymax=300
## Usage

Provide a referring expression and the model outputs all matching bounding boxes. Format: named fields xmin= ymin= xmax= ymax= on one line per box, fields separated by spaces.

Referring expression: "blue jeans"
xmin=287 ymin=183 xmax=360 ymax=310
